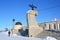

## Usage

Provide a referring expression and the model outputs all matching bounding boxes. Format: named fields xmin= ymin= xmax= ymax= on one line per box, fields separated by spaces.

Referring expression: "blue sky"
xmin=0 ymin=0 xmax=60 ymax=30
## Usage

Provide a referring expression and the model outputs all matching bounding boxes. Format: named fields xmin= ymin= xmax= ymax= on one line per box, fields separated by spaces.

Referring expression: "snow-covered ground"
xmin=0 ymin=31 xmax=57 ymax=40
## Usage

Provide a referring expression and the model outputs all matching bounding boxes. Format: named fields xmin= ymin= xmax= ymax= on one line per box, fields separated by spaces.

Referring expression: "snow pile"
xmin=43 ymin=36 xmax=57 ymax=40
xmin=0 ymin=32 xmax=57 ymax=40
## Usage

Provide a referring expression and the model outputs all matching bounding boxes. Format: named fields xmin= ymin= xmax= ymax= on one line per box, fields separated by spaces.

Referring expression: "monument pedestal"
xmin=29 ymin=27 xmax=43 ymax=37
xmin=27 ymin=10 xmax=43 ymax=37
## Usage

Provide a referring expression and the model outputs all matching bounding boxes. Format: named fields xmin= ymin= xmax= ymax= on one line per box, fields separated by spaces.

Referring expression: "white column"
xmin=51 ymin=24 xmax=54 ymax=30
xmin=46 ymin=24 xmax=49 ymax=30
xmin=58 ymin=23 xmax=59 ymax=30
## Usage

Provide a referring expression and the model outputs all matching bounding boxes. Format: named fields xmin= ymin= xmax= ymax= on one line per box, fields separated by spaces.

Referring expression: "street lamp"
xmin=12 ymin=19 xmax=15 ymax=34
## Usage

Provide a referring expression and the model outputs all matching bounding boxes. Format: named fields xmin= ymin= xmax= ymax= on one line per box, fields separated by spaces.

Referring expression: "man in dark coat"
xmin=8 ymin=31 xmax=11 ymax=36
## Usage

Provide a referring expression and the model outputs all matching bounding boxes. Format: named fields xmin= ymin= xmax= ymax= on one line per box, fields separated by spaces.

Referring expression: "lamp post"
xmin=12 ymin=19 xmax=15 ymax=34
xmin=13 ymin=19 xmax=15 ymax=26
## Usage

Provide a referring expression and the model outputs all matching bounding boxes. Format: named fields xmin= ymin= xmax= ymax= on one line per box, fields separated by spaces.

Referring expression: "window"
xmin=49 ymin=24 xmax=51 ymax=30
xmin=59 ymin=24 xmax=60 ymax=29
xmin=54 ymin=24 xmax=57 ymax=30
xmin=44 ymin=24 xmax=46 ymax=26
xmin=43 ymin=24 xmax=46 ymax=29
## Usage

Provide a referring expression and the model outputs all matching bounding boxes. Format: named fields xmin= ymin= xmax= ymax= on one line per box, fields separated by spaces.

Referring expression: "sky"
xmin=0 ymin=0 xmax=60 ymax=30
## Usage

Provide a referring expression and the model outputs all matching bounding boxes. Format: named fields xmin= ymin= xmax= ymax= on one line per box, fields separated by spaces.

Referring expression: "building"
xmin=12 ymin=22 xmax=22 ymax=35
xmin=12 ymin=22 xmax=29 ymax=36
xmin=39 ymin=18 xmax=60 ymax=31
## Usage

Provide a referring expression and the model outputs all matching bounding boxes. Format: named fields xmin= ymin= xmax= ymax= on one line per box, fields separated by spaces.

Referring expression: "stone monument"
xmin=27 ymin=4 xmax=43 ymax=37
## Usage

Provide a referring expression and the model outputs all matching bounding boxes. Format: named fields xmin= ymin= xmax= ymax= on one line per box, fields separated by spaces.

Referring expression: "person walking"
xmin=8 ymin=31 xmax=11 ymax=36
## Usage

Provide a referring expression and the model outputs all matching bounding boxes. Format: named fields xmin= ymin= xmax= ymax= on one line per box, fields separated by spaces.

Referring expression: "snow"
xmin=42 ymin=36 xmax=57 ymax=40
xmin=0 ymin=32 xmax=57 ymax=40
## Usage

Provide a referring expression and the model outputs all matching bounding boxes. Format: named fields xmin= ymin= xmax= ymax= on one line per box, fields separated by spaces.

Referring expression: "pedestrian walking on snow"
xmin=8 ymin=31 xmax=11 ymax=36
